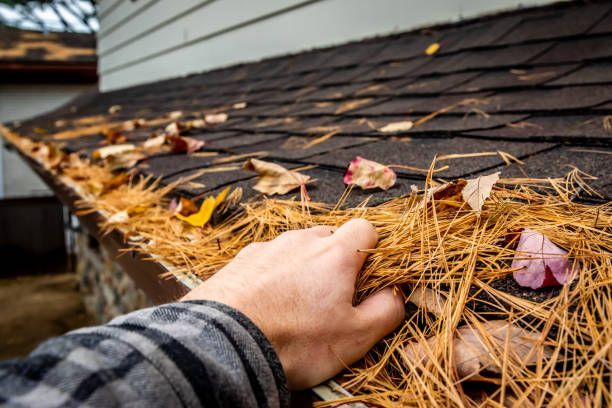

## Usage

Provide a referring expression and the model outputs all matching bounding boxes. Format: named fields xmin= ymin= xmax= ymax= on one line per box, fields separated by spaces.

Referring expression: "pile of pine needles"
xmin=86 ymin=167 xmax=611 ymax=407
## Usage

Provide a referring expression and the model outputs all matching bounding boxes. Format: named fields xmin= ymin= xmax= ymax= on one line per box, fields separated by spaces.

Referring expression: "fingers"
xmin=354 ymin=287 xmax=404 ymax=343
xmin=329 ymin=218 xmax=378 ymax=268
xmin=305 ymin=225 xmax=337 ymax=237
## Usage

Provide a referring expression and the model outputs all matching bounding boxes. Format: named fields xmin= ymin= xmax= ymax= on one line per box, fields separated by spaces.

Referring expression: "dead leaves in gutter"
xmin=401 ymin=320 xmax=553 ymax=381
xmin=428 ymin=172 xmax=500 ymax=214
xmin=174 ymin=187 xmax=230 ymax=228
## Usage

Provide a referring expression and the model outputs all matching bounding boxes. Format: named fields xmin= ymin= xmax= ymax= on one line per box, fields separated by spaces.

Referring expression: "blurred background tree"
xmin=0 ymin=0 xmax=97 ymax=33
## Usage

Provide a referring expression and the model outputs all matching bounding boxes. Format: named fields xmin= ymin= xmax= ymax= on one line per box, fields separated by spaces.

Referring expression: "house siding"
xmin=0 ymin=84 xmax=90 ymax=198
xmin=97 ymin=0 xmax=557 ymax=91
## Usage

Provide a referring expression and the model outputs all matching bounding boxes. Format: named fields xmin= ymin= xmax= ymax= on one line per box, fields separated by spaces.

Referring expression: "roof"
xmin=2 ymin=4 xmax=610 ymax=402
xmin=0 ymin=26 xmax=97 ymax=82
xmin=6 ymin=0 xmax=610 ymax=204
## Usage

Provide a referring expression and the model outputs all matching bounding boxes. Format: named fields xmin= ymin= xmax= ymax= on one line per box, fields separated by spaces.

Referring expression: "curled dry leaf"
xmin=105 ymin=151 xmax=146 ymax=171
xmin=407 ymin=286 xmax=446 ymax=316
xmin=107 ymin=210 xmax=129 ymax=224
xmin=205 ymin=113 xmax=228 ymax=124
xmin=92 ymin=144 xmax=136 ymax=160
xmin=186 ymin=119 xmax=206 ymax=129
xmin=243 ymin=158 xmax=310 ymax=195
xmin=100 ymin=172 xmax=130 ymax=194
xmin=175 ymin=197 xmax=198 ymax=217
xmin=142 ymin=134 xmax=166 ymax=151
xmin=165 ymin=121 xmax=184 ymax=136
xmin=344 ymin=156 xmax=396 ymax=190
xmin=168 ymin=110 xmax=183 ymax=119
xmin=102 ymin=128 xmax=127 ymax=145
xmin=175 ymin=187 xmax=230 ymax=228
xmin=461 ymin=172 xmax=500 ymax=214
xmin=122 ymin=118 xmax=146 ymax=131
xmin=378 ymin=120 xmax=414 ymax=133
xmin=402 ymin=320 xmax=553 ymax=380
xmin=30 ymin=143 xmax=63 ymax=169
xmin=167 ymin=135 xmax=205 ymax=154
xmin=425 ymin=172 xmax=499 ymax=213
xmin=512 ymin=228 xmax=577 ymax=289
xmin=108 ymin=105 xmax=122 ymax=114
xmin=427 ymin=181 xmax=459 ymax=201
xmin=165 ymin=119 xmax=206 ymax=137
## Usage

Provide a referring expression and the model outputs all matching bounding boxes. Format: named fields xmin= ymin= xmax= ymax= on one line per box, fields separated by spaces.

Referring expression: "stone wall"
xmin=75 ymin=231 xmax=152 ymax=323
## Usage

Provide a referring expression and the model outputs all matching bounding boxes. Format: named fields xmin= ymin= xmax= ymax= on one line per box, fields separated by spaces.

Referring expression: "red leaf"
xmin=167 ymin=135 xmax=205 ymax=154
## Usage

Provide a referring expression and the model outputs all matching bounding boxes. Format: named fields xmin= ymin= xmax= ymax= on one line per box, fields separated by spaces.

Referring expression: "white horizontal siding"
xmin=97 ymin=0 xmax=123 ymax=20
xmin=97 ymin=0 xmax=159 ymax=39
xmin=0 ymin=84 xmax=90 ymax=198
xmin=98 ymin=0 xmax=315 ymax=74
xmin=98 ymin=0 xmax=212 ymax=55
xmin=97 ymin=0 xmax=557 ymax=91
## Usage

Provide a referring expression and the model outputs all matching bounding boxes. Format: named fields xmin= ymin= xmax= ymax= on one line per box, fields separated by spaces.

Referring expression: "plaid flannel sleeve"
xmin=0 ymin=300 xmax=289 ymax=408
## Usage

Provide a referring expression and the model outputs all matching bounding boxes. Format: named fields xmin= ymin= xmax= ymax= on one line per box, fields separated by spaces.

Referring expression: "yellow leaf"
xmin=425 ymin=42 xmax=440 ymax=55
xmin=175 ymin=187 xmax=230 ymax=227
xmin=214 ymin=186 xmax=230 ymax=206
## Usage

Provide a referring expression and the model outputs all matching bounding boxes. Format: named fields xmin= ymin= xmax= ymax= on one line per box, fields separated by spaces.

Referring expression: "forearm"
xmin=0 ymin=301 xmax=289 ymax=408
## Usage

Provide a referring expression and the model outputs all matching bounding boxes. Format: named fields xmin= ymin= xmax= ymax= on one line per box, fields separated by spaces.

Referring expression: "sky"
xmin=0 ymin=1 xmax=98 ymax=32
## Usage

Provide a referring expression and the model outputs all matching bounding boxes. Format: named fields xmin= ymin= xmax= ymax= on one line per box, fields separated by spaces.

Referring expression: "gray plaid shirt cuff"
xmin=0 ymin=300 xmax=289 ymax=407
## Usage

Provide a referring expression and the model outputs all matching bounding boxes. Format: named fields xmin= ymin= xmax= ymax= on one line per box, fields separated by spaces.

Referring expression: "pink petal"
xmin=512 ymin=229 xmax=577 ymax=289
xmin=343 ymin=156 xmax=396 ymax=190
xmin=184 ymin=137 xmax=205 ymax=154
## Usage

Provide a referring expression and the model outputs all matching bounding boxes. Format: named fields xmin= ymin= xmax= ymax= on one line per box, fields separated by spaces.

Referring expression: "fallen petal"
xmin=344 ymin=156 xmax=396 ymax=190
xmin=512 ymin=228 xmax=577 ymax=289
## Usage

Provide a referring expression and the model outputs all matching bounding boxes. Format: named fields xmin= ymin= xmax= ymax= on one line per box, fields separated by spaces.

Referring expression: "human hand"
xmin=182 ymin=218 xmax=405 ymax=390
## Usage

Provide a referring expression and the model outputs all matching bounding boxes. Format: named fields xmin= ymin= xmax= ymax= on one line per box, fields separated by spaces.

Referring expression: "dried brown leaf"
xmin=378 ymin=120 xmax=414 ymax=133
xmin=462 ymin=172 xmax=500 ymax=214
xmin=243 ymin=158 xmax=310 ymax=195
xmin=402 ymin=320 xmax=553 ymax=379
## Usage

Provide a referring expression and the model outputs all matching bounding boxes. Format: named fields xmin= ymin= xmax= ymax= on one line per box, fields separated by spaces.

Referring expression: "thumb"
xmin=355 ymin=287 xmax=405 ymax=342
